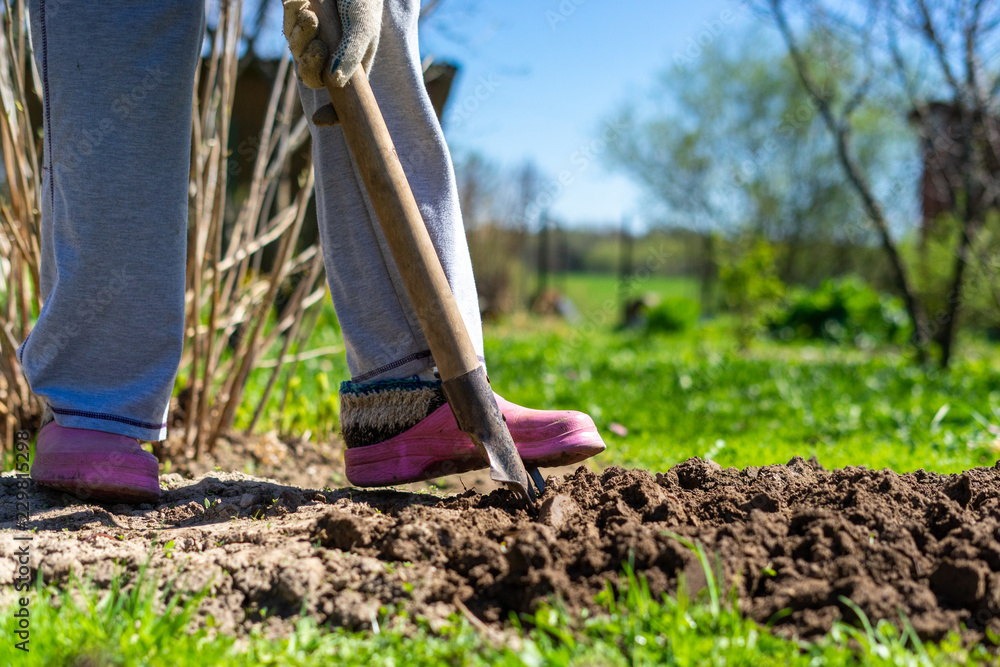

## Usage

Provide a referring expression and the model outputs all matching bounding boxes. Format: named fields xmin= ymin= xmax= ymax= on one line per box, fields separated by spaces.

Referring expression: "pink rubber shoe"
xmin=344 ymin=395 xmax=606 ymax=487
xmin=31 ymin=422 xmax=161 ymax=503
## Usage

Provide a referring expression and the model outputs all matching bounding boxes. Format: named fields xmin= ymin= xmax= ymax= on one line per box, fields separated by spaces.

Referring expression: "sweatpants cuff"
xmin=49 ymin=406 xmax=167 ymax=442
xmin=339 ymin=377 xmax=446 ymax=448
xmin=350 ymin=350 xmax=487 ymax=383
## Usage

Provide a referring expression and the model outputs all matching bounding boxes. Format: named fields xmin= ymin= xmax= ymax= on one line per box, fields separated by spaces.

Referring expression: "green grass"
xmin=484 ymin=323 xmax=1000 ymax=474
xmin=3 ymin=555 xmax=992 ymax=666
xmin=244 ymin=272 xmax=1000 ymax=478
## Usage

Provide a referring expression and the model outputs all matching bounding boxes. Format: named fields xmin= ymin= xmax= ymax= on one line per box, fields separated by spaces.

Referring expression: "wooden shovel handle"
xmin=308 ymin=1 xmax=480 ymax=382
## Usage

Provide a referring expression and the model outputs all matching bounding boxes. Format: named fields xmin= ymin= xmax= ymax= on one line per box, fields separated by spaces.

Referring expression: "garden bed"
xmin=1 ymin=456 xmax=998 ymax=646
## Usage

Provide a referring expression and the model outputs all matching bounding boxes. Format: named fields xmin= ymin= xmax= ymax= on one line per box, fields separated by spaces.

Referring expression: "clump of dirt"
xmin=2 ymin=457 xmax=1000 ymax=645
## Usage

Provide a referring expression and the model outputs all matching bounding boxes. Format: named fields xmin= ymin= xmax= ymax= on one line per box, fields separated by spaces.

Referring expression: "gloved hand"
xmin=283 ymin=0 xmax=383 ymax=89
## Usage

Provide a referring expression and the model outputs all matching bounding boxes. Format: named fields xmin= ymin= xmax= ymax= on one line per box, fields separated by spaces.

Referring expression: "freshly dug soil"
xmin=1 ymin=456 xmax=1000 ymax=645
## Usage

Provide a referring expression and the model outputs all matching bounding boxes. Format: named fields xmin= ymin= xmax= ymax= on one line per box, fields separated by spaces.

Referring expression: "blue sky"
xmin=253 ymin=0 xmax=760 ymax=229
xmin=419 ymin=0 xmax=756 ymax=229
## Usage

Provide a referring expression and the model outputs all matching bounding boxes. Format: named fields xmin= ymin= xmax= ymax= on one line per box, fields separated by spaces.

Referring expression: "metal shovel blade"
xmin=441 ymin=365 xmax=536 ymax=504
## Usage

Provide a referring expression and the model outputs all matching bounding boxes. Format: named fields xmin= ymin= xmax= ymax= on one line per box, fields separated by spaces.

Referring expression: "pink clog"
xmin=31 ymin=422 xmax=160 ymax=502
xmin=344 ymin=395 xmax=606 ymax=487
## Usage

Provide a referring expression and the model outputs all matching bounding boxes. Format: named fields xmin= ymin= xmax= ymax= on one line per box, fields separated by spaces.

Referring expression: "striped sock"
xmin=339 ymin=378 xmax=447 ymax=449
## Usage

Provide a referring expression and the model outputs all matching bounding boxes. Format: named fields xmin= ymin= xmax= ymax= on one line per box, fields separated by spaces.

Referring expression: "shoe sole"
xmin=33 ymin=468 xmax=161 ymax=503
xmin=33 ymin=452 xmax=160 ymax=502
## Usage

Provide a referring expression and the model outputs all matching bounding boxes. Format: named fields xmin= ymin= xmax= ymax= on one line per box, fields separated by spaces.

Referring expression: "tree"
xmin=757 ymin=0 xmax=1000 ymax=367
xmin=605 ymin=31 xmax=902 ymax=298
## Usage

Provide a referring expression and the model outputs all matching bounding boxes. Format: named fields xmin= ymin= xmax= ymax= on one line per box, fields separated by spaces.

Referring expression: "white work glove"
xmin=283 ymin=0 xmax=383 ymax=89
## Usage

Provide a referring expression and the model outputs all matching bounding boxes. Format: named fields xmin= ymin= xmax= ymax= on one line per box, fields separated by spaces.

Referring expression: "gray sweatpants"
xmin=16 ymin=0 xmax=482 ymax=441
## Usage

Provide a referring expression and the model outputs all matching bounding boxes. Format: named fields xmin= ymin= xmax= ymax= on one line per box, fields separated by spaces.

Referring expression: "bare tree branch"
xmin=914 ymin=0 xmax=963 ymax=95
xmin=769 ymin=0 xmax=930 ymax=357
xmin=419 ymin=0 xmax=446 ymax=21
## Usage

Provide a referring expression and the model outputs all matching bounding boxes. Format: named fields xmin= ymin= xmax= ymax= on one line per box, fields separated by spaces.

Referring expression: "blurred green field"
xmin=556 ymin=272 xmax=700 ymax=321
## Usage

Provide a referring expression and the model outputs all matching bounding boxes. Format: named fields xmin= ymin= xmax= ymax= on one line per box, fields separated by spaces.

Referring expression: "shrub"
xmin=718 ymin=239 xmax=785 ymax=349
xmin=768 ymin=276 xmax=910 ymax=347
xmin=645 ymin=296 xmax=701 ymax=334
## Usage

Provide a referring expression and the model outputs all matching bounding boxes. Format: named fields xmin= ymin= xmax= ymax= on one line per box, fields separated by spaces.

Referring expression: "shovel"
xmin=307 ymin=1 xmax=542 ymax=504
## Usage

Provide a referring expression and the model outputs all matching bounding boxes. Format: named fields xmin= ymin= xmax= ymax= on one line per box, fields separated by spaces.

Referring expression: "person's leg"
xmin=18 ymin=0 xmax=204 ymax=442
xmin=297 ymin=0 xmax=606 ymax=486
xmin=297 ymin=0 xmax=482 ymax=386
